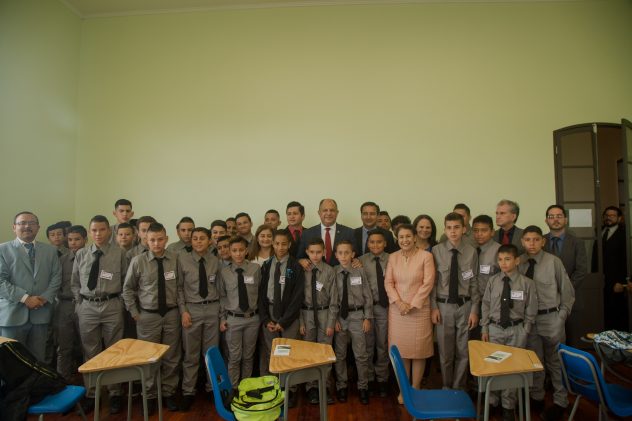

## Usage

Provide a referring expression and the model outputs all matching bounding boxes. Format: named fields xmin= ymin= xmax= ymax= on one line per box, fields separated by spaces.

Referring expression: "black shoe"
xmin=542 ymin=404 xmax=565 ymax=421
xmin=377 ymin=382 xmax=388 ymax=398
xmin=359 ymin=389 xmax=369 ymax=405
xmin=288 ymin=391 xmax=298 ymax=408
xmin=80 ymin=398 xmax=95 ymax=414
xmin=145 ymin=398 xmax=157 ymax=417
xmin=109 ymin=396 xmax=123 ymax=414
xmin=165 ymin=396 xmax=179 ymax=411
xmin=501 ymin=407 xmax=515 ymax=421
xmin=181 ymin=395 xmax=194 ymax=411
xmin=336 ymin=388 xmax=347 ymax=403
xmin=307 ymin=388 xmax=319 ymax=405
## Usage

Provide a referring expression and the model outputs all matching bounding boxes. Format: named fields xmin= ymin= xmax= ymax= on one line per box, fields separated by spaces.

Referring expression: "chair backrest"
xmin=389 ymin=345 xmax=414 ymax=410
xmin=558 ymin=343 xmax=606 ymax=407
xmin=205 ymin=346 xmax=236 ymax=421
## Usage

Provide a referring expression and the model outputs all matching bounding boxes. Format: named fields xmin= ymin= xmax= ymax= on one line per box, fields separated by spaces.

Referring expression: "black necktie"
xmin=87 ymin=249 xmax=103 ymax=291
xmin=476 ymin=247 xmax=482 ymax=275
xmin=551 ymin=237 xmax=561 ymax=256
xmin=375 ymin=257 xmax=388 ymax=307
xmin=603 ymin=228 xmax=610 ymax=242
xmin=273 ymin=261 xmax=282 ymax=321
xmin=449 ymin=248 xmax=459 ymax=302
xmin=525 ymin=258 xmax=536 ymax=279
xmin=500 ymin=276 xmax=513 ymax=328
xmin=185 ymin=245 xmax=193 ymax=253
xmin=57 ymin=250 xmax=63 ymax=258
xmin=340 ymin=271 xmax=349 ymax=320
xmin=199 ymin=257 xmax=208 ymax=298
xmin=311 ymin=267 xmax=319 ymax=329
xmin=156 ymin=257 xmax=168 ymax=316
xmin=236 ymin=268 xmax=249 ymax=312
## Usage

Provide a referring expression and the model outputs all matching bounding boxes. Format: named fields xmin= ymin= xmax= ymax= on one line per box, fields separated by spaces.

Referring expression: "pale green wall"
xmin=0 ymin=0 xmax=81 ymax=241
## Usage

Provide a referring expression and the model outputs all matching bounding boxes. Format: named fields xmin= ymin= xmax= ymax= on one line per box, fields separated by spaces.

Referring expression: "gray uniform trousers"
xmin=182 ymin=302 xmax=220 ymax=395
xmin=225 ymin=314 xmax=260 ymax=388
xmin=77 ymin=299 xmax=124 ymax=397
xmin=301 ymin=308 xmax=333 ymax=391
xmin=334 ymin=310 xmax=369 ymax=390
xmin=527 ymin=312 xmax=568 ymax=407
xmin=366 ymin=304 xmax=389 ymax=383
xmin=260 ymin=304 xmax=300 ymax=377
xmin=55 ymin=299 xmax=79 ymax=380
xmin=136 ymin=308 xmax=181 ymax=399
xmin=488 ymin=324 xmax=528 ymax=409
xmin=436 ymin=300 xmax=471 ymax=390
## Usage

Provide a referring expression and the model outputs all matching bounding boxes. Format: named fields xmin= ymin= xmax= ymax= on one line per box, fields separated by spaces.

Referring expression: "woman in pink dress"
xmin=385 ymin=224 xmax=436 ymax=403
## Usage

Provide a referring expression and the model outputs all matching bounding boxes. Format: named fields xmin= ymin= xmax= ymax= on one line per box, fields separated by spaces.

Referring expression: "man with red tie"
xmin=285 ymin=201 xmax=305 ymax=257
xmin=494 ymin=199 xmax=524 ymax=255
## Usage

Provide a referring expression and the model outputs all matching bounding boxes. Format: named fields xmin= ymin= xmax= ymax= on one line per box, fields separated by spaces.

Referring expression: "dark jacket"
xmin=258 ymin=255 xmax=305 ymax=330
xmin=353 ymin=226 xmax=397 ymax=256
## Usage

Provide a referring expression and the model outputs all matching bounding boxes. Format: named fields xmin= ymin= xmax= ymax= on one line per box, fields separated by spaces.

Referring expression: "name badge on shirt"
xmin=279 ymin=276 xmax=286 ymax=285
xmin=462 ymin=269 xmax=474 ymax=280
xmin=244 ymin=276 xmax=255 ymax=285
xmin=350 ymin=276 xmax=362 ymax=286
xmin=315 ymin=281 xmax=324 ymax=291
xmin=511 ymin=290 xmax=524 ymax=300
xmin=164 ymin=271 xmax=176 ymax=281
xmin=99 ymin=270 xmax=113 ymax=280
xmin=479 ymin=265 xmax=491 ymax=275
xmin=208 ymin=274 xmax=216 ymax=283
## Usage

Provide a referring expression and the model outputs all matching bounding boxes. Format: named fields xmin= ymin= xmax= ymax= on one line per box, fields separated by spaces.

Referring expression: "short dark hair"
xmin=378 ymin=211 xmax=390 ymax=218
xmin=117 ymin=222 xmax=134 ymax=232
xmin=217 ymin=235 xmax=231 ymax=244
xmin=546 ymin=204 xmax=566 ymax=217
xmin=192 ymin=227 xmax=211 ymax=237
xmin=604 ymin=206 xmax=622 ymax=217
xmin=265 ymin=209 xmax=280 ymax=217
xmin=46 ymin=223 xmax=65 ymax=237
xmin=360 ymin=201 xmax=380 ymax=213
xmin=90 ymin=215 xmax=110 ymax=227
xmin=391 ymin=215 xmax=411 ymax=226
xmin=210 ymin=219 xmax=227 ymax=229
xmin=307 ymin=237 xmax=325 ymax=248
xmin=395 ymin=223 xmax=415 ymax=237
xmin=68 ymin=225 xmax=87 ymax=238
xmin=129 ymin=218 xmax=138 ymax=228
xmin=498 ymin=244 xmax=519 ymax=258
xmin=229 ymin=236 xmax=249 ymax=247
xmin=226 ymin=217 xmax=236 ymax=223
xmin=176 ymin=217 xmax=195 ymax=229
xmin=453 ymin=203 xmax=471 ymax=216
xmin=137 ymin=216 xmax=157 ymax=226
xmin=334 ymin=239 xmax=354 ymax=252
xmin=235 ymin=212 xmax=251 ymax=222
xmin=273 ymin=229 xmax=293 ymax=243
xmin=445 ymin=212 xmax=465 ymax=225
xmin=114 ymin=199 xmax=132 ymax=209
xmin=57 ymin=221 xmax=72 ymax=229
xmin=367 ymin=229 xmax=386 ymax=241
xmin=472 ymin=214 xmax=494 ymax=230
xmin=497 ymin=199 xmax=520 ymax=222
xmin=286 ymin=201 xmax=305 ymax=216
xmin=14 ymin=211 xmax=38 ymax=224
xmin=147 ymin=222 xmax=166 ymax=234
xmin=522 ymin=225 xmax=543 ymax=237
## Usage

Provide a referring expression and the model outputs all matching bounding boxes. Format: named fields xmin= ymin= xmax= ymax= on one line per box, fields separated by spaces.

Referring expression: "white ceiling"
xmin=61 ymin=0 xmax=579 ymax=18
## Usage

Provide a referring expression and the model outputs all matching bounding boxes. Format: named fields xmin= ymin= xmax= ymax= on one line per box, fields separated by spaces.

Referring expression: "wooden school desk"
xmin=468 ymin=340 xmax=543 ymax=421
xmin=78 ymin=338 xmax=169 ymax=421
xmin=269 ymin=338 xmax=336 ymax=421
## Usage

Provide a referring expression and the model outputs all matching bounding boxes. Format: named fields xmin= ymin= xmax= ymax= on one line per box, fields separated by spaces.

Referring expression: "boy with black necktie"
xmin=167 ymin=217 xmax=195 ymax=253
xmin=109 ymin=199 xmax=134 ymax=245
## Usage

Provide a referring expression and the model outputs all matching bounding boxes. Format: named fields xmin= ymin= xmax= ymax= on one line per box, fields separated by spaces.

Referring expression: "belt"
xmin=437 ymin=296 xmax=471 ymax=306
xmin=492 ymin=319 xmax=524 ymax=328
xmin=187 ymin=299 xmax=219 ymax=305
xmin=227 ymin=309 xmax=258 ymax=318
xmin=538 ymin=306 xmax=559 ymax=315
xmin=58 ymin=296 xmax=74 ymax=302
xmin=348 ymin=305 xmax=364 ymax=312
xmin=302 ymin=305 xmax=329 ymax=311
xmin=81 ymin=293 xmax=120 ymax=303
xmin=373 ymin=301 xmax=389 ymax=307
xmin=141 ymin=306 xmax=177 ymax=314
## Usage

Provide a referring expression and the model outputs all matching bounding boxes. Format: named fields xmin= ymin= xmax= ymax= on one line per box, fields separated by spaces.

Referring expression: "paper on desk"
xmin=484 ymin=351 xmax=511 ymax=363
xmin=274 ymin=344 xmax=291 ymax=356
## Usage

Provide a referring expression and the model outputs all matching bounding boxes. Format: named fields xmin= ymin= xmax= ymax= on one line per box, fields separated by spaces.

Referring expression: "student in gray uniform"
xmin=56 ymin=225 xmax=86 ymax=381
xmin=209 ymin=220 xmax=228 ymax=256
xmin=115 ymin=222 xmax=136 ymax=252
xmin=218 ymin=236 xmax=261 ymax=388
xmin=109 ymin=199 xmax=134 ymax=245
xmin=47 ymin=223 xmax=68 ymax=253
xmin=122 ymin=222 xmax=182 ymax=414
xmin=519 ymin=225 xmax=575 ymax=421
xmin=358 ymin=230 xmax=390 ymax=397
xmin=125 ymin=215 xmax=156 ymax=263
xmin=333 ymin=240 xmax=373 ymax=405
xmin=481 ymin=244 xmax=537 ymax=421
xmin=71 ymin=215 xmax=128 ymax=414
xmin=216 ymin=235 xmax=232 ymax=267
xmin=45 ymin=222 xmax=69 ymax=366
xmin=431 ymin=212 xmax=479 ymax=390
xmin=166 ymin=216 xmax=195 ymax=253
xmin=300 ymin=238 xmax=338 ymax=405
xmin=177 ymin=227 xmax=221 ymax=411
xmin=439 ymin=203 xmax=476 ymax=247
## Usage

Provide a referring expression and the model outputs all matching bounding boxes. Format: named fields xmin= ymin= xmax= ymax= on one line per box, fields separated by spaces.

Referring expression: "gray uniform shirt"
xmin=167 ymin=239 xmax=190 ymax=254
xmin=431 ymin=240 xmax=480 ymax=313
xmin=518 ymin=250 xmax=575 ymax=320
xmin=266 ymin=255 xmax=289 ymax=302
xmin=303 ymin=261 xmax=339 ymax=329
xmin=218 ymin=261 xmax=261 ymax=321
xmin=481 ymin=270 xmax=538 ymax=334
xmin=177 ymin=249 xmax=221 ymax=314
xmin=476 ymin=240 xmax=501 ymax=297
xmin=122 ymin=250 xmax=180 ymax=318
xmin=126 ymin=243 xmax=148 ymax=265
xmin=58 ymin=250 xmax=76 ymax=300
xmin=334 ymin=265 xmax=373 ymax=319
xmin=358 ymin=252 xmax=389 ymax=305
xmin=72 ymin=242 xmax=128 ymax=302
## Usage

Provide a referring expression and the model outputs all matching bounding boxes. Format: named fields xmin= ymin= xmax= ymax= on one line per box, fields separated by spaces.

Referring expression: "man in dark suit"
xmin=285 ymin=201 xmax=305 ymax=257
xmin=297 ymin=198 xmax=355 ymax=268
xmin=494 ymin=199 xmax=524 ymax=254
xmin=544 ymin=204 xmax=587 ymax=343
xmin=353 ymin=202 xmax=397 ymax=255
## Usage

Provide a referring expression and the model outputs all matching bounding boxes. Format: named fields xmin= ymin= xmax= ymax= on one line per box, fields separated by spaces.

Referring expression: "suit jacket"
xmin=285 ymin=226 xmax=304 ymax=258
xmin=353 ymin=226 xmax=397 ymax=256
xmin=297 ymin=223 xmax=356 ymax=266
xmin=258 ymin=255 xmax=305 ymax=329
xmin=494 ymin=226 xmax=524 ymax=255
xmin=544 ymin=232 xmax=587 ymax=290
xmin=0 ymin=239 xmax=61 ymax=327
xmin=592 ymin=225 xmax=627 ymax=288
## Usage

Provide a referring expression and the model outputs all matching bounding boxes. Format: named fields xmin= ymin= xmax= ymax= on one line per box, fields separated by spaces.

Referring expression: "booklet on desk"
xmin=484 ymin=350 xmax=512 ymax=363
xmin=274 ymin=344 xmax=291 ymax=356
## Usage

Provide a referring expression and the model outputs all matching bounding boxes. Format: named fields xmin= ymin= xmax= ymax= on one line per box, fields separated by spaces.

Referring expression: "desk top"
xmin=79 ymin=339 xmax=170 ymax=373
xmin=269 ymin=338 xmax=335 ymax=374
xmin=468 ymin=340 xmax=543 ymax=377
xmin=0 ymin=336 xmax=16 ymax=344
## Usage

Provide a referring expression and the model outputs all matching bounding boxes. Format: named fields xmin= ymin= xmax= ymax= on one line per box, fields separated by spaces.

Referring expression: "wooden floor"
xmin=32 ymin=353 xmax=631 ymax=421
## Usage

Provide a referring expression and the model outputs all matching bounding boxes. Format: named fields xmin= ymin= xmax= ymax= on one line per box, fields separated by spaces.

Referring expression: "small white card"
xmin=208 ymin=274 xmax=216 ymax=283
xmin=99 ymin=270 xmax=113 ymax=280
xmin=315 ymin=281 xmax=324 ymax=291
xmin=479 ymin=265 xmax=491 ymax=274
xmin=279 ymin=276 xmax=286 ymax=285
xmin=484 ymin=351 xmax=512 ymax=363
xmin=244 ymin=276 xmax=255 ymax=285
xmin=350 ymin=276 xmax=362 ymax=286
xmin=462 ymin=269 xmax=474 ymax=280
xmin=164 ymin=271 xmax=176 ymax=281
xmin=511 ymin=290 xmax=524 ymax=300
xmin=274 ymin=344 xmax=291 ymax=356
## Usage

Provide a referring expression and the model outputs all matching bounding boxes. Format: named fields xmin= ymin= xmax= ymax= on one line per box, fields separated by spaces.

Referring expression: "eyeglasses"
xmin=546 ymin=215 xmax=565 ymax=220
xmin=15 ymin=221 xmax=39 ymax=227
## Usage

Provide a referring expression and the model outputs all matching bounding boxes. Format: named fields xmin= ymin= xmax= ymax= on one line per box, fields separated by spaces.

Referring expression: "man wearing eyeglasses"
xmin=544 ymin=205 xmax=587 ymax=344
xmin=0 ymin=211 xmax=61 ymax=362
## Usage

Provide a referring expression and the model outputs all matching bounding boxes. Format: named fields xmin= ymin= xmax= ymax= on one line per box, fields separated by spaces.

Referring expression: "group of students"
xmin=39 ymin=198 xmax=575 ymax=421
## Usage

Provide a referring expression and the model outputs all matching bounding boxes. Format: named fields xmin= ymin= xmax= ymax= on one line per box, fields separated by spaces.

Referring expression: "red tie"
xmin=502 ymin=230 xmax=510 ymax=245
xmin=325 ymin=227 xmax=332 ymax=263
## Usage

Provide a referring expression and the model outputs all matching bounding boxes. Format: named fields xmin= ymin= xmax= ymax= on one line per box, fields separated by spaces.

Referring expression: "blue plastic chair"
xmin=205 ymin=346 xmax=237 ymax=421
xmin=558 ymin=343 xmax=632 ymax=421
xmin=27 ymin=384 xmax=87 ymax=421
xmin=389 ymin=345 xmax=476 ymax=420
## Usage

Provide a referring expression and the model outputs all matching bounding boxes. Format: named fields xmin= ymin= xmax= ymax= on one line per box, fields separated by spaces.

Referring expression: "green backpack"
xmin=231 ymin=375 xmax=284 ymax=421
